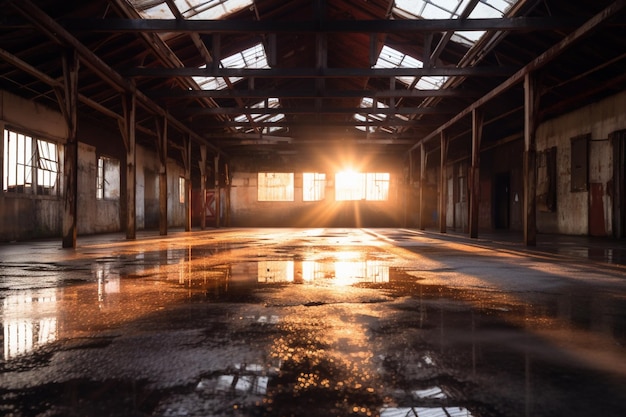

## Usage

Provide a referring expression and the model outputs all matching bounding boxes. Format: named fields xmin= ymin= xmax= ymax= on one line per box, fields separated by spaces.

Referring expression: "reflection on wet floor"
xmin=1 ymin=229 xmax=625 ymax=416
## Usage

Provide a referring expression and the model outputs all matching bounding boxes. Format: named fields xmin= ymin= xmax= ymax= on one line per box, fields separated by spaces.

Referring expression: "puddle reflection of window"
xmin=2 ymin=290 xmax=58 ymax=360
xmin=258 ymin=260 xmax=294 ymax=282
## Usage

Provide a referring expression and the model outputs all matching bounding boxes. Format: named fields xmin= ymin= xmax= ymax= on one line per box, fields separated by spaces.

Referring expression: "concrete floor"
xmin=0 ymin=228 xmax=625 ymax=417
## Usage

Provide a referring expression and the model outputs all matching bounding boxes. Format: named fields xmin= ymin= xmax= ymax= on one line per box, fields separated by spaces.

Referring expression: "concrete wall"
xmin=536 ymin=91 xmax=626 ymax=236
xmin=0 ymin=90 xmax=186 ymax=241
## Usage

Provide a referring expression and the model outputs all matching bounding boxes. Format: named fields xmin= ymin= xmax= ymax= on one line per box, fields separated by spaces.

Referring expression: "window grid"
xmin=303 ymin=172 xmax=326 ymax=201
xmin=3 ymin=128 xmax=60 ymax=196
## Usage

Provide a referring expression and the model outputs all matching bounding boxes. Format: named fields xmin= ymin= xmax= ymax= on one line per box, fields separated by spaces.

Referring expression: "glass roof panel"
xmin=394 ymin=0 xmax=519 ymax=46
xmin=354 ymin=98 xmax=392 ymax=133
xmin=130 ymin=0 xmax=253 ymax=20
xmin=235 ymin=98 xmax=284 ymax=134
xmin=374 ymin=45 xmax=448 ymax=90
xmin=193 ymin=43 xmax=267 ymax=90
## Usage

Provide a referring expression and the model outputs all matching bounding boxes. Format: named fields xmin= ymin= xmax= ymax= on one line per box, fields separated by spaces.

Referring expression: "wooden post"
xmin=199 ymin=145 xmax=207 ymax=230
xmin=524 ymin=73 xmax=538 ymax=246
xmin=59 ymin=49 xmax=79 ymax=248
xmin=439 ymin=131 xmax=448 ymax=233
xmin=156 ymin=115 xmax=168 ymax=236
xmin=469 ymin=108 xmax=483 ymax=239
xmin=120 ymin=92 xmax=137 ymax=240
xmin=419 ymin=143 xmax=426 ymax=230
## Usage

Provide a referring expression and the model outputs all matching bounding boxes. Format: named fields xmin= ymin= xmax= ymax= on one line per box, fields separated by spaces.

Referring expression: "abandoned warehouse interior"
xmin=0 ymin=0 xmax=625 ymax=244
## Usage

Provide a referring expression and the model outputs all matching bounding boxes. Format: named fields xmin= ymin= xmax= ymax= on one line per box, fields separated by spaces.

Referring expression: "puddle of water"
xmin=1 ymin=253 xmax=625 ymax=417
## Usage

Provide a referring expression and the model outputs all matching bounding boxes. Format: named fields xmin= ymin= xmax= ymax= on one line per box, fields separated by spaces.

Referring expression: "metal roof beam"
xmin=56 ymin=17 xmax=584 ymax=33
xmin=127 ymin=66 xmax=515 ymax=78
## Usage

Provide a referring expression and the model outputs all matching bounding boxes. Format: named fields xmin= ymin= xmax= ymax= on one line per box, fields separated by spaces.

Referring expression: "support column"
xmin=418 ymin=143 xmax=426 ymax=230
xmin=156 ymin=115 xmax=168 ymax=236
xmin=439 ymin=131 xmax=448 ymax=233
xmin=214 ymin=154 xmax=221 ymax=228
xmin=469 ymin=108 xmax=483 ymax=239
xmin=183 ymin=136 xmax=192 ymax=232
xmin=524 ymin=73 xmax=539 ymax=246
xmin=199 ymin=145 xmax=207 ymax=230
xmin=58 ymin=49 xmax=79 ymax=248
xmin=120 ymin=92 xmax=137 ymax=240
xmin=224 ymin=161 xmax=231 ymax=227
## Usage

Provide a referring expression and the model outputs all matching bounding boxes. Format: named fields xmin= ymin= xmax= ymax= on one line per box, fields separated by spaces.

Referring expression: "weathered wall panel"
xmin=536 ymin=90 xmax=626 ymax=235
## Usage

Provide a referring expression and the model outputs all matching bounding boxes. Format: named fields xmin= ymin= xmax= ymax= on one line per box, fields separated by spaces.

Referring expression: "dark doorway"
xmin=612 ymin=130 xmax=626 ymax=238
xmin=494 ymin=173 xmax=510 ymax=229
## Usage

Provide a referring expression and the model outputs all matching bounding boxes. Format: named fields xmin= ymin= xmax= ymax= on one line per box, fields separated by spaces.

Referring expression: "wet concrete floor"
xmin=0 ymin=228 xmax=625 ymax=417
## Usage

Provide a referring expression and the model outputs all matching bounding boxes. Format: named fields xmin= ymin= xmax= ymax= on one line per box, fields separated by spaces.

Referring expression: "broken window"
xmin=303 ymin=172 xmax=326 ymax=201
xmin=258 ymin=172 xmax=294 ymax=201
xmin=3 ymin=128 xmax=60 ymax=196
xmin=96 ymin=156 xmax=120 ymax=200
xmin=335 ymin=171 xmax=390 ymax=201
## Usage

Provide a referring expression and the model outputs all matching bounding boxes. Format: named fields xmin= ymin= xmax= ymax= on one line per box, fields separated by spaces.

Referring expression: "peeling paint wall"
xmin=536 ymin=90 xmax=626 ymax=235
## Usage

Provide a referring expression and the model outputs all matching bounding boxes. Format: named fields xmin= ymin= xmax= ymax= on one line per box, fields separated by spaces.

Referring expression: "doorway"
xmin=494 ymin=173 xmax=510 ymax=229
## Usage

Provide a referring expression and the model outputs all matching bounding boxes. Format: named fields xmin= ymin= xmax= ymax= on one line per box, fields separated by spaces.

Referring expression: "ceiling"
xmin=1 ymin=0 xmax=625 ymax=168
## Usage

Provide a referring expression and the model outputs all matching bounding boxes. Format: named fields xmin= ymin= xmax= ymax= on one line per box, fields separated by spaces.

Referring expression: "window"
xmin=571 ymin=134 xmax=589 ymax=192
xmin=96 ymin=156 xmax=120 ymax=200
xmin=303 ymin=172 xmax=326 ymax=201
xmin=258 ymin=172 xmax=294 ymax=201
xmin=3 ymin=128 xmax=60 ymax=196
xmin=335 ymin=171 xmax=390 ymax=201
xmin=179 ymin=176 xmax=186 ymax=203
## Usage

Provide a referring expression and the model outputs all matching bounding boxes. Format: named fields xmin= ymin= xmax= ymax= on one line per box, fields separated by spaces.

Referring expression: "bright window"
xmin=96 ymin=156 xmax=120 ymax=200
xmin=179 ymin=176 xmax=186 ymax=203
xmin=335 ymin=171 xmax=390 ymax=201
xmin=303 ymin=172 xmax=326 ymax=201
xmin=258 ymin=172 xmax=294 ymax=201
xmin=3 ymin=128 xmax=60 ymax=196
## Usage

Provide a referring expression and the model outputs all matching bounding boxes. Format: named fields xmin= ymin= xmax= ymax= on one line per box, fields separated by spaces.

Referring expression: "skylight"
xmin=130 ymin=0 xmax=253 ymax=20
xmin=375 ymin=45 xmax=448 ymax=90
xmin=354 ymin=98 xmax=407 ymax=134
xmin=394 ymin=0 xmax=518 ymax=45
xmin=234 ymin=98 xmax=285 ymax=134
xmin=194 ymin=43 xmax=269 ymax=90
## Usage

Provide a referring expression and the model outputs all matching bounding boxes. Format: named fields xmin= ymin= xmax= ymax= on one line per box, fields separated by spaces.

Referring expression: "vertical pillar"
xmin=183 ymin=136 xmax=192 ymax=232
xmin=418 ymin=143 xmax=426 ymax=230
xmin=469 ymin=108 xmax=483 ymax=239
xmin=214 ymin=154 xmax=221 ymax=228
xmin=199 ymin=145 xmax=207 ymax=230
xmin=59 ymin=49 xmax=79 ymax=248
xmin=524 ymin=73 xmax=538 ymax=246
xmin=224 ymin=162 xmax=231 ymax=227
xmin=121 ymin=92 xmax=137 ymax=240
xmin=156 ymin=115 xmax=168 ymax=236
xmin=439 ymin=131 xmax=448 ymax=233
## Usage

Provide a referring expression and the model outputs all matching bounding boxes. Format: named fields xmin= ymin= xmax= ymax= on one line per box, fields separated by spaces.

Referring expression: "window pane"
xmin=303 ymin=172 xmax=326 ymax=201
xmin=258 ymin=173 xmax=294 ymax=201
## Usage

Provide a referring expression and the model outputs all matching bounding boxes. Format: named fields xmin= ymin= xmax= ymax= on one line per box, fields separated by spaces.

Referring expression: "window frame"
xmin=3 ymin=127 xmax=61 ymax=197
